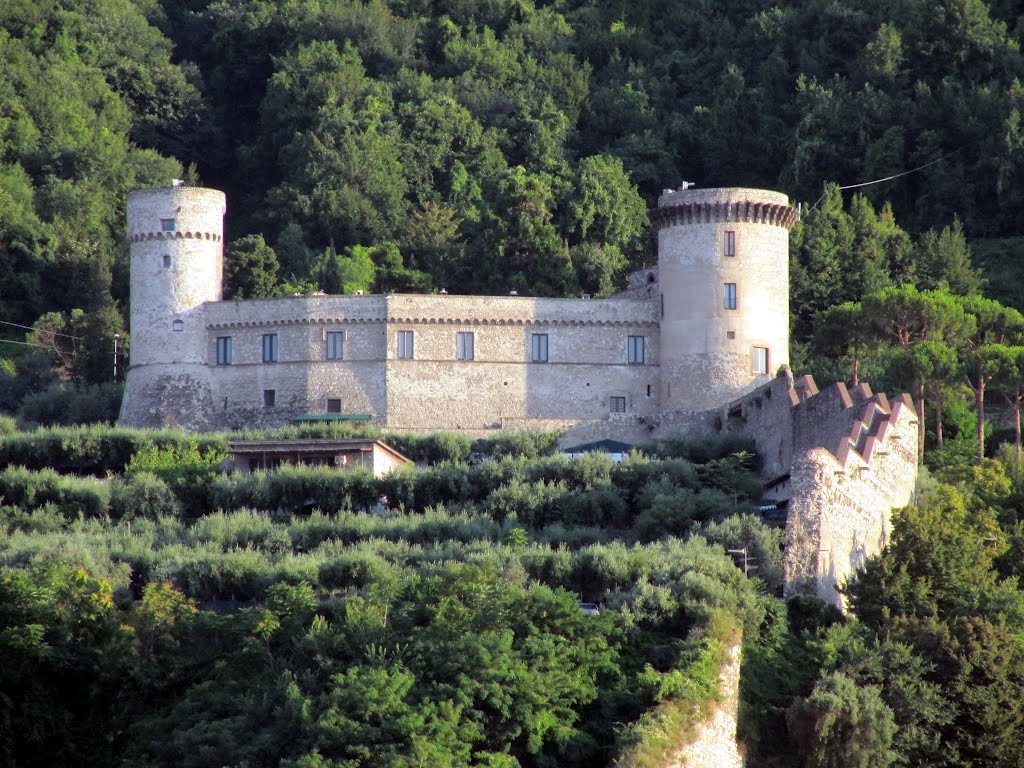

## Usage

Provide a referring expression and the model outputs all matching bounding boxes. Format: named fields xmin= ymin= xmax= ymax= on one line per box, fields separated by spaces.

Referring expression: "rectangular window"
xmin=725 ymin=230 xmax=736 ymax=257
xmin=263 ymin=389 xmax=276 ymax=407
xmin=216 ymin=336 xmax=233 ymax=365
xmin=326 ymin=330 xmax=344 ymax=360
xmin=610 ymin=396 xmax=627 ymax=413
xmin=162 ymin=254 xmax=172 ymax=268
xmin=724 ymin=283 xmax=737 ymax=310
xmin=531 ymin=333 xmax=548 ymax=362
xmin=753 ymin=346 xmax=769 ymax=375
xmin=627 ymin=335 xmax=645 ymax=364
xmin=327 ymin=398 xmax=342 ymax=413
xmin=397 ymin=330 xmax=414 ymax=359
xmin=160 ymin=218 xmax=176 ymax=232
xmin=456 ymin=331 xmax=475 ymax=360
xmin=262 ymin=333 xmax=278 ymax=363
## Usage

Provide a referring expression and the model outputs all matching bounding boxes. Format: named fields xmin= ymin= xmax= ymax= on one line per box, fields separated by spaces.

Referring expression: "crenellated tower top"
xmin=651 ymin=187 xmax=799 ymax=230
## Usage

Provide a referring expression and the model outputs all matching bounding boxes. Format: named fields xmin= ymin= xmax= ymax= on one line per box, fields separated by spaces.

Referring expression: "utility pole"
xmin=727 ymin=548 xmax=751 ymax=576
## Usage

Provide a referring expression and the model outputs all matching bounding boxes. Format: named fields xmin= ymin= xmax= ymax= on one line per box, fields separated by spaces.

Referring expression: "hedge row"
xmin=0 ymin=425 xmax=561 ymax=475
xmin=0 ymin=426 xmax=229 ymax=476
xmin=209 ymin=452 xmax=761 ymax=517
xmin=0 ymin=466 xmax=111 ymax=518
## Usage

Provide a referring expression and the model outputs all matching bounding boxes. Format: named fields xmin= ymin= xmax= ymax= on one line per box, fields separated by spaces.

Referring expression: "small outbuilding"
xmin=227 ymin=438 xmax=411 ymax=477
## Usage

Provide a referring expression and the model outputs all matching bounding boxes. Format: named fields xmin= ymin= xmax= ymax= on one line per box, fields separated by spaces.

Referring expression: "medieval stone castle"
xmin=119 ymin=184 xmax=919 ymax=606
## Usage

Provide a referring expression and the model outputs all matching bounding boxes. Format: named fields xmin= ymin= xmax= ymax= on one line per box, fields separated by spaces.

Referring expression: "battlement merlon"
xmin=652 ymin=187 xmax=799 ymax=230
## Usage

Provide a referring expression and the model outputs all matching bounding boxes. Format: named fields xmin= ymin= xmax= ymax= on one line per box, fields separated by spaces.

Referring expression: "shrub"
xmin=474 ymin=430 xmax=560 ymax=459
xmin=699 ymin=514 xmax=785 ymax=594
xmin=638 ymin=434 xmax=757 ymax=464
xmin=0 ymin=426 xmax=227 ymax=475
xmin=212 ymin=465 xmax=379 ymax=515
xmin=484 ymin=478 xmax=571 ymax=527
xmin=127 ymin=440 xmax=226 ymax=517
xmin=383 ymin=431 xmax=472 ymax=464
xmin=632 ymin=487 xmax=738 ymax=542
xmin=562 ymin=484 xmax=629 ymax=527
xmin=110 ymin=472 xmax=181 ymax=521
xmin=17 ymin=382 xmax=124 ymax=426
xmin=0 ymin=466 xmax=110 ymax=518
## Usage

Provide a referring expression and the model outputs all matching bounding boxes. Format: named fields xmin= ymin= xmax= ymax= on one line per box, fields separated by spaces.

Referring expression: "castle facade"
xmin=119 ymin=185 xmax=796 ymax=432
xmin=119 ymin=184 xmax=919 ymax=607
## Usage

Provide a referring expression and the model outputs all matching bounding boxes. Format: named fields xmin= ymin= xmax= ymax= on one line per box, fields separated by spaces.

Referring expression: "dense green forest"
xmin=2 ymin=0 xmax=1024 ymax=332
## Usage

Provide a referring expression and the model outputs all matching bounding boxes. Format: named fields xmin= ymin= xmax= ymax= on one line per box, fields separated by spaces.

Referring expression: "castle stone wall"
xmin=204 ymin=295 xmax=389 ymax=428
xmin=654 ymin=187 xmax=796 ymax=412
xmin=669 ymin=642 xmax=744 ymax=768
xmin=784 ymin=390 xmax=918 ymax=606
xmin=121 ymin=187 xmax=226 ymax=428
xmin=198 ymin=293 xmax=661 ymax=430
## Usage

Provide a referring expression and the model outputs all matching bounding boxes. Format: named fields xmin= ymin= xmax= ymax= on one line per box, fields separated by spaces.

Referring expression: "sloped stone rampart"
xmin=670 ymin=642 xmax=744 ymax=768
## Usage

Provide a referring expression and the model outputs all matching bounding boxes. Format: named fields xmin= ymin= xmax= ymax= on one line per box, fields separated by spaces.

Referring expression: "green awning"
xmin=291 ymin=413 xmax=374 ymax=423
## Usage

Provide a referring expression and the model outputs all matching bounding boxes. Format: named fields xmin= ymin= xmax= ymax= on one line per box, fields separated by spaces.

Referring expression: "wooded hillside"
xmin=2 ymin=0 xmax=1023 ymax=334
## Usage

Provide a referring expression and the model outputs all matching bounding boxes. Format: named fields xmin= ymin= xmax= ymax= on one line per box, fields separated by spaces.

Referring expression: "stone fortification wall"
xmin=119 ymin=365 xmax=218 ymax=431
xmin=197 ymin=293 xmax=661 ymax=430
xmin=613 ymin=267 xmax=660 ymax=301
xmin=384 ymin=294 xmax=659 ymax=429
xmin=204 ymin=295 xmax=388 ymax=429
xmin=121 ymin=186 xmax=226 ymax=429
xmin=714 ymin=369 xmax=807 ymax=483
xmin=654 ymin=187 xmax=797 ymax=412
xmin=784 ymin=385 xmax=918 ymax=607
xmin=670 ymin=642 xmax=744 ymax=768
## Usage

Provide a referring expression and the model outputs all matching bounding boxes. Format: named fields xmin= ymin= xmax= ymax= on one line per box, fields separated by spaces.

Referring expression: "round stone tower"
xmin=119 ymin=186 xmax=226 ymax=429
xmin=652 ymin=186 xmax=799 ymax=411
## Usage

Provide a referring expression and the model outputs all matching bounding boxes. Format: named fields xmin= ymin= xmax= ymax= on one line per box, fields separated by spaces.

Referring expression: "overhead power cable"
xmin=0 ymin=338 xmax=60 ymax=351
xmin=808 ymin=146 xmax=964 ymax=211
xmin=0 ymin=319 xmax=83 ymax=340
